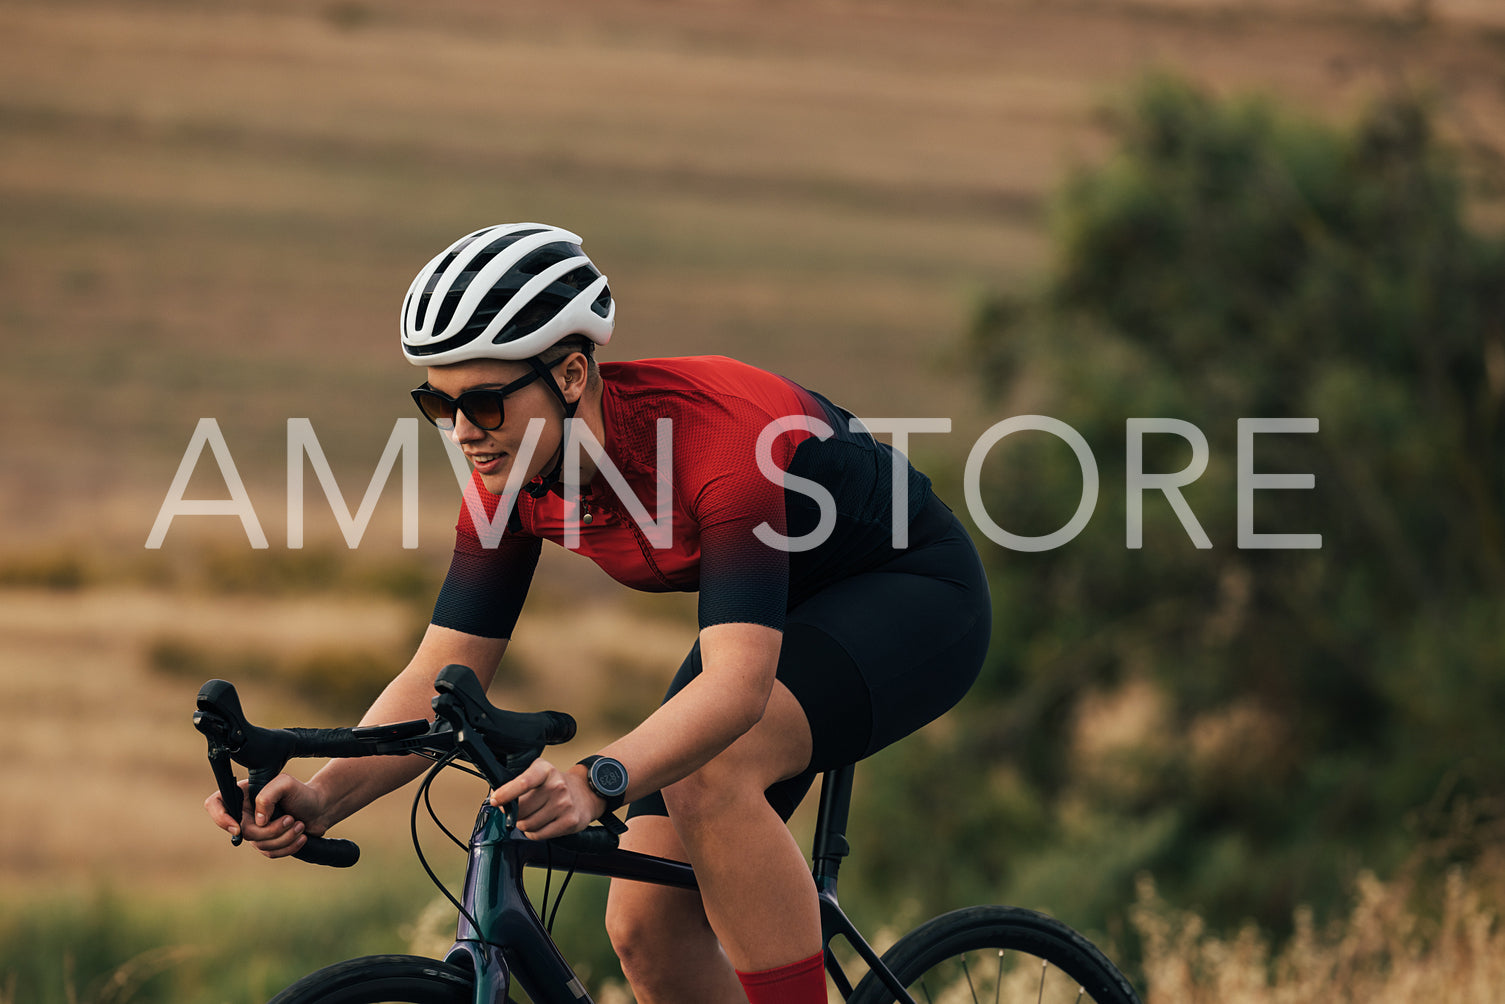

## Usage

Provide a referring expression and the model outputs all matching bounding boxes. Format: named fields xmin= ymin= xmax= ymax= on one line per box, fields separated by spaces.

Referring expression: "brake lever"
xmin=194 ymin=701 xmax=246 ymax=847
xmin=205 ymin=740 xmax=246 ymax=846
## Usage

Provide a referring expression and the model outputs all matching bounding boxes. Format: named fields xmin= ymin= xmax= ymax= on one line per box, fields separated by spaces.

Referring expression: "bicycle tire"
xmin=846 ymin=905 xmax=1140 ymax=1004
xmin=268 ymin=954 xmax=474 ymax=1004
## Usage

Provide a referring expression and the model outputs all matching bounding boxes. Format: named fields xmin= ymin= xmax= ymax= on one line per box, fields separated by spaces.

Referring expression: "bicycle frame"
xmin=444 ymin=803 xmax=695 ymax=1003
xmin=192 ymin=671 xmax=921 ymax=1003
xmin=443 ymin=765 xmax=919 ymax=1004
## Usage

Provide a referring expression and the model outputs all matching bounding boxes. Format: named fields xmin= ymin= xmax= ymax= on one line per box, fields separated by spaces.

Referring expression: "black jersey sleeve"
xmin=430 ymin=532 xmax=541 ymax=639
xmin=430 ymin=476 xmax=541 ymax=639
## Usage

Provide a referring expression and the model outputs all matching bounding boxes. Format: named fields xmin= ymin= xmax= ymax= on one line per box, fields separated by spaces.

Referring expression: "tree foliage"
xmin=853 ymin=73 xmax=1505 ymax=938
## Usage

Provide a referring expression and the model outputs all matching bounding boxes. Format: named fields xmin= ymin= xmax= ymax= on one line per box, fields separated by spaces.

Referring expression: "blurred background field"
xmin=2 ymin=0 xmax=1504 ymax=1000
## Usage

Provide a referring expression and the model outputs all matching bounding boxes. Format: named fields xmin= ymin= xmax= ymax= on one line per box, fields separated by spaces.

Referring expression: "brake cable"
xmin=409 ymin=747 xmax=579 ymax=941
xmin=410 ymin=750 xmax=483 ymax=938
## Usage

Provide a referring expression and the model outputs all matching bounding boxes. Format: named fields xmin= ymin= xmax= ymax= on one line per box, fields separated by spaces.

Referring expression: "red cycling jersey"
xmin=431 ymin=355 xmax=931 ymax=637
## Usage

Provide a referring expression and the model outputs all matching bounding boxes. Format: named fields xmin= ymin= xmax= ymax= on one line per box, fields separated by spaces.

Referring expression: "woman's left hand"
xmin=489 ymin=759 xmax=605 ymax=839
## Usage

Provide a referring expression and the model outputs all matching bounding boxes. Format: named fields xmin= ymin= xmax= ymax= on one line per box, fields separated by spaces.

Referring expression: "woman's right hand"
xmin=203 ymin=773 xmax=330 ymax=859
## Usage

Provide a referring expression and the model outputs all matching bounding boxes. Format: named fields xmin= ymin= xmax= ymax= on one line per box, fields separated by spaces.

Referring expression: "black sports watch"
xmin=578 ymin=755 xmax=629 ymax=813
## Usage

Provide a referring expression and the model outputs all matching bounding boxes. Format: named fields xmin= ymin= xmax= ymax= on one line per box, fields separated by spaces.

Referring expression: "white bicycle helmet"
xmin=400 ymin=223 xmax=614 ymax=366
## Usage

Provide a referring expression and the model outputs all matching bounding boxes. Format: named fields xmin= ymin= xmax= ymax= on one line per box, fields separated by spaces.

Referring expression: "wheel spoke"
xmin=962 ymin=954 xmax=978 ymax=1003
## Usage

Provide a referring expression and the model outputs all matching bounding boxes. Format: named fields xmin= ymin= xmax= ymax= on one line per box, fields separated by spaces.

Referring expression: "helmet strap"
xmin=523 ymin=355 xmax=579 ymax=499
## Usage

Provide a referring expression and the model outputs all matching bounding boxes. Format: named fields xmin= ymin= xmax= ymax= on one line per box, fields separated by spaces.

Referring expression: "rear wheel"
xmin=268 ymin=954 xmax=473 ymax=1004
xmin=847 ymin=906 xmax=1140 ymax=1004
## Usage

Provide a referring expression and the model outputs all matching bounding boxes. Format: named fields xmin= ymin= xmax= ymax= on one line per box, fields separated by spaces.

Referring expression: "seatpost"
xmin=812 ymin=764 xmax=855 ymax=893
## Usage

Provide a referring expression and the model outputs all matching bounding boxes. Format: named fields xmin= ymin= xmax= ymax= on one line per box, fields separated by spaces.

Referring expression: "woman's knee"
xmin=660 ymin=753 xmax=766 ymax=833
xmin=606 ymin=881 xmax=711 ymax=964
xmin=663 ymin=686 xmax=812 ymax=829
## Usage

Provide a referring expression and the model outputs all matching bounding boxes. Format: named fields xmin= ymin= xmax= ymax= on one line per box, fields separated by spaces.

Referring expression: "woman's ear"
xmin=560 ymin=351 xmax=590 ymax=404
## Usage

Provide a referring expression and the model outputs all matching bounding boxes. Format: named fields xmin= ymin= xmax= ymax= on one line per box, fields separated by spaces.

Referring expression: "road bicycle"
xmin=194 ymin=664 xmax=1142 ymax=1004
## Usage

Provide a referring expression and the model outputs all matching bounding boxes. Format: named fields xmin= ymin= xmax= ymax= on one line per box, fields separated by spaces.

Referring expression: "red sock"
xmin=737 ymin=950 xmax=827 ymax=1004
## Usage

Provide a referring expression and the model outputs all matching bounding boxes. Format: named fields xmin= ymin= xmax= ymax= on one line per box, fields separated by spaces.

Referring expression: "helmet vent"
xmin=494 ymin=298 xmax=557 ymax=345
xmin=518 ymin=241 xmax=584 ymax=275
xmin=557 ymin=265 xmax=602 ymax=292
xmin=459 ymin=280 xmax=525 ymax=342
xmin=428 ymin=229 xmax=548 ymax=335
xmin=413 ymin=230 xmax=487 ymax=332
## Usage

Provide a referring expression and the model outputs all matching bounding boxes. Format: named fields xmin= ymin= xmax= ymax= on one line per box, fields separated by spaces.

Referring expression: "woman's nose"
xmin=449 ymin=410 xmax=485 ymax=444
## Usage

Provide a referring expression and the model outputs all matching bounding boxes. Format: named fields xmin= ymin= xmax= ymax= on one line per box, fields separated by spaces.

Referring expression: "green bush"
xmin=854 ymin=72 xmax=1505 ymax=943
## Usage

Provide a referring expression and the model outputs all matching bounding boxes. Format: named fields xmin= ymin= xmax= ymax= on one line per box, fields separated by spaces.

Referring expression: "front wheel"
xmin=847 ymin=906 xmax=1140 ymax=1004
xmin=268 ymin=954 xmax=473 ymax=1004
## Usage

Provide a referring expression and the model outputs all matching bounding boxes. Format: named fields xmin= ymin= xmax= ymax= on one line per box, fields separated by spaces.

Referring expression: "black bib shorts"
xmin=628 ymin=491 xmax=992 ymax=821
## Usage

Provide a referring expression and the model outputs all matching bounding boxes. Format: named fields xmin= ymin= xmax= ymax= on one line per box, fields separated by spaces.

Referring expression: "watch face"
xmin=590 ymin=757 xmax=628 ymax=797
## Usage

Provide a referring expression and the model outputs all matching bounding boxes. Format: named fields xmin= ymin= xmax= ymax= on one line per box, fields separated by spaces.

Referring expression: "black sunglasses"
xmin=410 ymin=357 xmax=564 ymax=431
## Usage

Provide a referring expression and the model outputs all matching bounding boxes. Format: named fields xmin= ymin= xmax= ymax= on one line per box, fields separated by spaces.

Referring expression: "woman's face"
xmin=424 ymin=357 xmax=564 ymax=495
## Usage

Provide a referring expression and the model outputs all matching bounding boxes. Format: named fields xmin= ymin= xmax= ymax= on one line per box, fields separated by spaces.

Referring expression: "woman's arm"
xmin=492 ymin=621 xmax=782 ymax=838
xmin=597 ymin=622 xmax=780 ymax=797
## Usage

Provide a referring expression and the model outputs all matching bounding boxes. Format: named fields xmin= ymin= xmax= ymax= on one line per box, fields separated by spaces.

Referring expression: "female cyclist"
xmin=205 ymin=222 xmax=992 ymax=1004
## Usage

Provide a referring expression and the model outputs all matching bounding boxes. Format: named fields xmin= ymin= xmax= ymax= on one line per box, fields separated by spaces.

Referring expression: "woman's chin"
xmin=470 ymin=458 xmax=522 ymax=494
xmin=477 ymin=469 xmax=515 ymax=495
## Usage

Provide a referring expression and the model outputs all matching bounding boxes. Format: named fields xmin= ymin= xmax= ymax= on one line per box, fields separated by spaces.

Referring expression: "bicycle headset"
xmin=399 ymin=222 xmax=616 ymax=497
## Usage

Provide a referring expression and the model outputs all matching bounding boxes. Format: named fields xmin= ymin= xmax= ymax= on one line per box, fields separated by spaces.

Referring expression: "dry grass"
xmin=1133 ymin=853 xmax=1505 ymax=1003
xmin=835 ymin=859 xmax=1505 ymax=1004
xmin=0 ymin=578 xmax=687 ymax=892
xmin=0 ymin=584 xmax=420 ymax=892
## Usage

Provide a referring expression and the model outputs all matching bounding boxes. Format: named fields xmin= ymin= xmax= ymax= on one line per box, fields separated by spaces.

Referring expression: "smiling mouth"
xmin=467 ymin=452 xmax=508 ymax=472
